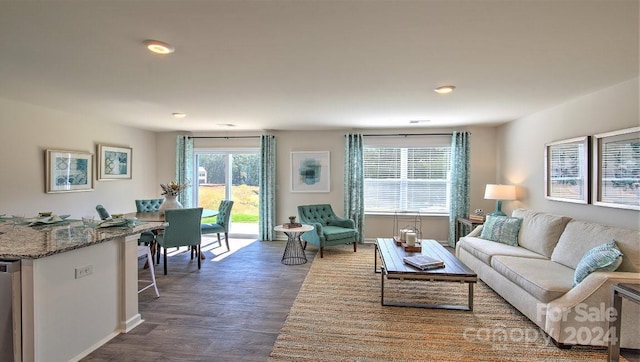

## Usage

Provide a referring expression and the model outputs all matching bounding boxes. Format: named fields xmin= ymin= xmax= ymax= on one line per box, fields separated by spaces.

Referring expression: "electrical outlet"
xmin=75 ymin=265 xmax=93 ymax=279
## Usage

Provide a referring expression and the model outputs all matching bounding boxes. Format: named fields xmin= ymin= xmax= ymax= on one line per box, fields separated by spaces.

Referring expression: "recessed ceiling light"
xmin=434 ymin=85 xmax=456 ymax=94
xmin=144 ymin=40 xmax=175 ymax=54
xmin=172 ymin=112 xmax=186 ymax=119
xmin=217 ymin=123 xmax=236 ymax=127
xmin=410 ymin=120 xmax=430 ymax=124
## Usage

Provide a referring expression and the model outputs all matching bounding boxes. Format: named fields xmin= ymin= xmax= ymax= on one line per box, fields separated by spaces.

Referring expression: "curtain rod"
xmin=187 ymin=136 xmax=262 ymax=139
xmin=361 ymin=133 xmax=453 ymax=137
xmin=189 ymin=133 xmax=454 ymax=139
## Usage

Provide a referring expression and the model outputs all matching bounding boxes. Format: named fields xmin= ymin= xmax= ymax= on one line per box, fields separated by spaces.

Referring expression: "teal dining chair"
xmin=135 ymin=198 xmax=164 ymax=212
xmin=95 ymin=204 xmax=111 ymax=220
xmin=201 ymin=200 xmax=234 ymax=250
xmin=155 ymin=207 xmax=203 ymax=275
xmin=135 ymin=198 xmax=164 ymax=246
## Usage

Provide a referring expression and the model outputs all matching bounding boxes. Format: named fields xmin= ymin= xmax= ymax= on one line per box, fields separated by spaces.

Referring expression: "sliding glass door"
xmin=194 ymin=149 xmax=259 ymax=237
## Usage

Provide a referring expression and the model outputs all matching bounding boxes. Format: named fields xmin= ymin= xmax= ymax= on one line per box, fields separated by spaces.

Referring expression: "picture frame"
xmin=45 ymin=149 xmax=94 ymax=193
xmin=291 ymin=151 xmax=330 ymax=192
xmin=593 ymin=127 xmax=640 ymax=210
xmin=97 ymin=144 xmax=132 ymax=180
xmin=544 ymin=136 xmax=589 ymax=204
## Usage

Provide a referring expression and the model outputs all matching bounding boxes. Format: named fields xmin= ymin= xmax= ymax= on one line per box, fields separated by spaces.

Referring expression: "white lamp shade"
xmin=484 ymin=184 xmax=516 ymax=200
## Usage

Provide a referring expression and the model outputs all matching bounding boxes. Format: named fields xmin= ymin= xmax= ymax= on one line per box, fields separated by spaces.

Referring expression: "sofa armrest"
xmin=467 ymin=225 xmax=483 ymax=237
xmin=544 ymin=271 xmax=640 ymax=347
xmin=547 ymin=271 xmax=640 ymax=311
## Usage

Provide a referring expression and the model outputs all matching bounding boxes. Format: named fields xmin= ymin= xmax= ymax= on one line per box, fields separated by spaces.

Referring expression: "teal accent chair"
xmin=95 ymin=204 xmax=111 ymax=220
xmin=156 ymin=208 xmax=203 ymax=275
xmin=135 ymin=198 xmax=164 ymax=246
xmin=297 ymin=204 xmax=358 ymax=258
xmin=201 ymin=200 xmax=234 ymax=250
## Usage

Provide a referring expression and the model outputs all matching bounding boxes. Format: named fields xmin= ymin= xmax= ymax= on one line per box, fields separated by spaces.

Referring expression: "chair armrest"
xmin=326 ymin=218 xmax=355 ymax=229
xmin=311 ymin=222 xmax=323 ymax=235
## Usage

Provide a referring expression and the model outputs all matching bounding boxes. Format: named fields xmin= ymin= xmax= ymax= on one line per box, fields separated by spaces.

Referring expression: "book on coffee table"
xmin=402 ymin=255 xmax=445 ymax=270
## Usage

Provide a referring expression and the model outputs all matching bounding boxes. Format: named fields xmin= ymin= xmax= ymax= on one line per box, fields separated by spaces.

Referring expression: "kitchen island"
xmin=0 ymin=218 xmax=165 ymax=362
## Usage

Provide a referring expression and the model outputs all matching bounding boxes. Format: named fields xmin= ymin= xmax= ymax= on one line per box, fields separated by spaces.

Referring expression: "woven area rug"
xmin=269 ymin=244 xmax=621 ymax=361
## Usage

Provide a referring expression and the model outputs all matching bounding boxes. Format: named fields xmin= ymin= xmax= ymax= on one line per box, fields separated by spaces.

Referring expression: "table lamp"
xmin=484 ymin=184 xmax=517 ymax=216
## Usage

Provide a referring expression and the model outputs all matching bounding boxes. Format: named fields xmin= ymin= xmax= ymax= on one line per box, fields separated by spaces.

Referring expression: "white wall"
xmin=156 ymin=126 xmax=499 ymax=242
xmin=496 ymin=77 xmax=640 ymax=230
xmin=0 ymin=98 xmax=158 ymax=218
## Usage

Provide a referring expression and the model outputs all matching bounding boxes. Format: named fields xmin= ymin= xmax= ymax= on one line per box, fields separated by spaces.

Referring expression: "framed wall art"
xmin=97 ymin=144 xmax=132 ymax=180
xmin=544 ymin=136 xmax=589 ymax=204
xmin=291 ymin=151 xmax=330 ymax=192
xmin=593 ymin=127 xmax=640 ymax=210
xmin=45 ymin=149 xmax=94 ymax=193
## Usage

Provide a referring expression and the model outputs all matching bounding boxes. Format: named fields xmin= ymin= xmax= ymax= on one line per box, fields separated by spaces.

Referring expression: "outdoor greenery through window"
xmin=363 ymin=145 xmax=451 ymax=214
xmin=195 ymin=151 xmax=259 ymax=224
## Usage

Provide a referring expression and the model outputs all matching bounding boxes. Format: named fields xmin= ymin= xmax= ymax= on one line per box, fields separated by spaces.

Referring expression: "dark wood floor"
xmin=83 ymin=237 xmax=316 ymax=362
xmin=82 ymin=238 xmax=639 ymax=362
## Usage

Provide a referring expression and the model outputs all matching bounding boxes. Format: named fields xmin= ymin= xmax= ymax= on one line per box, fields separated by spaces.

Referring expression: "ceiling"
xmin=0 ymin=1 xmax=638 ymax=132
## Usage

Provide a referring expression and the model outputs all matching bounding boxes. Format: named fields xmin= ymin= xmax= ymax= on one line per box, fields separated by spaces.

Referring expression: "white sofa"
xmin=455 ymin=208 xmax=640 ymax=348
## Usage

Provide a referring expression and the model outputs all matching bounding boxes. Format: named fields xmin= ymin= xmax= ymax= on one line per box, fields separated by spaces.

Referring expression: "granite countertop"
xmin=0 ymin=219 xmax=166 ymax=259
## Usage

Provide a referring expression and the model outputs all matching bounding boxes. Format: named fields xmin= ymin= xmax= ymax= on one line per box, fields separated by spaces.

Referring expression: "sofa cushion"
xmin=573 ymin=241 xmax=623 ymax=286
xmin=511 ymin=209 xmax=571 ymax=258
xmin=322 ymin=226 xmax=356 ymax=241
xmin=480 ymin=215 xmax=522 ymax=246
xmin=491 ymin=256 xmax=574 ymax=303
xmin=551 ymin=220 xmax=640 ymax=272
xmin=458 ymin=237 xmax=547 ymax=266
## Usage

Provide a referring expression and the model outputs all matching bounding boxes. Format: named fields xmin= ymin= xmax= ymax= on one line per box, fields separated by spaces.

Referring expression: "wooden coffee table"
xmin=375 ymin=238 xmax=477 ymax=310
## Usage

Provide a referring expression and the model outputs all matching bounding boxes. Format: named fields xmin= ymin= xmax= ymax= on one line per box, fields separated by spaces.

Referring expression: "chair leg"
xmin=156 ymin=246 xmax=161 ymax=265
xmin=224 ymin=232 xmax=229 ymax=250
xmin=197 ymin=245 xmax=201 ymax=269
xmin=320 ymin=247 xmax=324 ymax=258
xmin=217 ymin=233 xmax=222 ymax=247
xmin=163 ymin=248 xmax=168 ymax=275
xmin=149 ymin=241 xmax=157 ymax=264
xmin=353 ymin=242 xmax=357 ymax=252
xmin=146 ymin=248 xmax=159 ymax=298
xmin=303 ymin=241 xmax=307 ymax=250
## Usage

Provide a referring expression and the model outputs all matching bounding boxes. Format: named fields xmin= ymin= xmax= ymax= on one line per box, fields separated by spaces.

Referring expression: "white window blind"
xmin=548 ymin=142 xmax=586 ymax=199
xmin=363 ymin=141 xmax=451 ymax=214
xmin=601 ymin=138 xmax=640 ymax=205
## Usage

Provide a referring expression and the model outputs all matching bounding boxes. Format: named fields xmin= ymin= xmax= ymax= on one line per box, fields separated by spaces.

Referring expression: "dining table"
xmin=125 ymin=209 xmax=218 ymax=222
xmin=123 ymin=209 xmax=218 ymax=260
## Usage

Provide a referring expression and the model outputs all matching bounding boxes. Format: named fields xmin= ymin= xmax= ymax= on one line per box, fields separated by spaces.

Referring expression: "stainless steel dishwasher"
xmin=0 ymin=260 xmax=21 ymax=362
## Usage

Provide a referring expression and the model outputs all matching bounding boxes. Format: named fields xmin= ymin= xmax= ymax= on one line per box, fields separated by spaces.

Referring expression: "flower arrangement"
xmin=160 ymin=180 xmax=190 ymax=196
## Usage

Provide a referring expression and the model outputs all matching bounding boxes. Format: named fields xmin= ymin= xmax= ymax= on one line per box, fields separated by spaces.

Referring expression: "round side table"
xmin=274 ymin=224 xmax=314 ymax=265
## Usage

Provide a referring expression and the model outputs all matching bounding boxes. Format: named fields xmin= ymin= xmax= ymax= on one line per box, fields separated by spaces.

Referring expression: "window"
xmin=193 ymin=149 xmax=260 ymax=236
xmin=363 ymin=142 xmax=451 ymax=214
xmin=544 ymin=137 xmax=588 ymax=203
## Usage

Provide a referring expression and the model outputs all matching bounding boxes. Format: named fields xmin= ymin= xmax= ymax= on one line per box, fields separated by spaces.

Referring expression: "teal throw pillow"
xmin=480 ymin=215 xmax=522 ymax=246
xmin=573 ymin=241 xmax=623 ymax=286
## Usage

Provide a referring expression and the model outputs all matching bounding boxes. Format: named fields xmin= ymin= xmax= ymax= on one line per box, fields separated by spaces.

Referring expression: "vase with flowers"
xmin=158 ymin=180 xmax=189 ymax=215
